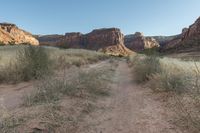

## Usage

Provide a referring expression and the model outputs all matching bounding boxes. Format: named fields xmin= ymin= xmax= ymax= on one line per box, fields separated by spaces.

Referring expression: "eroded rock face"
xmin=100 ymin=44 xmax=135 ymax=56
xmin=125 ymin=32 xmax=159 ymax=52
xmin=162 ymin=17 xmax=200 ymax=52
xmin=182 ymin=17 xmax=200 ymax=40
xmin=59 ymin=32 xmax=84 ymax=48
xmin=37 ymin=34 xmax=64 ymax=46
xmin=85 ymin=28 xmax=124 ymax=50
xmin=0 ymin=23 xmax=39 ymax=45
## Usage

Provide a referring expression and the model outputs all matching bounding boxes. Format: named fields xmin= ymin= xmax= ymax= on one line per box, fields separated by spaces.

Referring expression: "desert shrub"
xmin=16 ymin=46 xmax=52 ymax=81
xmin=77 ymin=70 xmax=110 ymax=97
xmin=133 ymin=55 xmax=161 ymax=83
xmin=149 ymin=70 xmax=188 ymax=93
xmin=0 ymin=46 xmax=52 ymax=83
xmin=148 ymin=59 xmax=200 ymax=132
xmin=24 ymin=78 xmax=69 ymax=106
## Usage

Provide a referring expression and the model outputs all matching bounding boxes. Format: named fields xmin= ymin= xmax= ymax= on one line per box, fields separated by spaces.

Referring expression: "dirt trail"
xmin=83 ymin=60 xmax=181 ymax=133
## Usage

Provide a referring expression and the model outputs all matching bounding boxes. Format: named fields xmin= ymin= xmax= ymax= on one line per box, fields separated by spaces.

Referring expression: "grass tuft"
xmin=0 ymin=46 xmax=52 ymax=83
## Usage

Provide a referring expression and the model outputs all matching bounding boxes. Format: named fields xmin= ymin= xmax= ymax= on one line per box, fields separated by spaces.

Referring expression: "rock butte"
xmin=0 ymin=23 xmax=39 ymax=45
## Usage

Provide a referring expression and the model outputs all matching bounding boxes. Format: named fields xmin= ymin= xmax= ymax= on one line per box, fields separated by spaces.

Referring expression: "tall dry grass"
xmin=131 ymin=54 xmax=200 ymax=132
xmin=0 ymin=45 xmax=109 ymax=83
xmin=0 ymin=45 xmax=52 ymax=83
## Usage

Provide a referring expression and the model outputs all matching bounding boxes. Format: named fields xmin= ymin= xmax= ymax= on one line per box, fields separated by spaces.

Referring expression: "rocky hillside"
xmin=125 ymin=32 xmax=160 ymax=52
xmin=38 ymin=28 xmax=134 ymax=56
xmin=162 ymin=17 xmax=200 ymax=52
xmin=0 ymin=23 xmax=39 ymax=45
xmin=150 ymin=35 xmax=178 ymax=47
xmin=37 ymin=34 xmax=64 ymax=46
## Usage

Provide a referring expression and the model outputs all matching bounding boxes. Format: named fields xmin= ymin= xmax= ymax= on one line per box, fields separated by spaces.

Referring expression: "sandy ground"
xmin=0 ymin=82 xmax=33 ymax=110
xmin=0 ymin=60 xmax=183 ymax=132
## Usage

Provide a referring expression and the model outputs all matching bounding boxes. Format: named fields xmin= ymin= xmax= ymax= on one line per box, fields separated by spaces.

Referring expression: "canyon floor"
xmin=0 ymin=59 xmax=183 ymax=133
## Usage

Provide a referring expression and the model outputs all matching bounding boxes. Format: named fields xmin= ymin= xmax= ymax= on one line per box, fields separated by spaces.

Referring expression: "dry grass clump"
xmin=131 ymin=54 xmax=200 ymax=132
xmin=149 ymin=64 xmax=190 ymax=94
xmin=24 ymin=65 xmax=113 ymax=106
xmin=52 ymin=48 xmax=109 ymax=68
xmin=0 ymin=46 xmax=52 ymax=83
xmin=131 ymin=55 xmax=190 ymax=93
xmin=132 ymin=55 xmax=161 ymax=83
xmin=0 ymin=46 xmax=109 ymax=84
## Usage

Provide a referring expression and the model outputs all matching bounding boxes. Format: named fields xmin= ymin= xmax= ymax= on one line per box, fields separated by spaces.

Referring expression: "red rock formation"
xmin=38 ymin=28 xmax=134 ymax=56
xmin=182 ymin=17 xmax=200 ymax=40
xmin=84 ymin=28 xmax=134 ymax=56
xmin=100 ymin=44 xmax=135 ymax=56
xmin=0 ymin=23 xmax=39 ymax=45
xmin=125 ymin=32 xmax=159 ymax=52
xmin=162 ymin=17 xmax=200 ymax=52
xmin=85 ymin=28 xmax=124 ymax=50
xmin=37 ymin=34 xmax=64 ymax=46
xmin=59 ymin=32 xmax=84 ymax=48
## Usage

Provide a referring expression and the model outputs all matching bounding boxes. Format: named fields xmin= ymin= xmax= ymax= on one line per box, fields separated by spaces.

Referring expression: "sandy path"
xmin=83 ymin=60 xmax=181 ymax=133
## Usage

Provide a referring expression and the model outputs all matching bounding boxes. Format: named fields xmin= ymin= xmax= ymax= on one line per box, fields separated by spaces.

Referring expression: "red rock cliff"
xmin=84 ymin=28 xmax=124 ymax=50
xmin=59 ymin=32 xmax=84 ymax=48
xmin=162 ymin=17 xmax=200 ymax=52
xmin=38 ymin=28 xmax=134 ymax=56
xmin=182 ymin=17 xmax=200 ymax=40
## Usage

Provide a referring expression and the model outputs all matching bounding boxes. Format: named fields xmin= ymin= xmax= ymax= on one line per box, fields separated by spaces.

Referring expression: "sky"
xmin=0 ymin=0 xmax=200 ymax=36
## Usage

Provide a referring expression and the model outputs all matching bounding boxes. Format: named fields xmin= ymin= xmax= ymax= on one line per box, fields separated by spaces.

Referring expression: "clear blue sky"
xmin=0 ymin=0 xmax=200 ymax=36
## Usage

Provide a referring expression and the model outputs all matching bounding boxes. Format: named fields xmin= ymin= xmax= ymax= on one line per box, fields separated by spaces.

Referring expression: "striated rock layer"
xmin=125 ymin=32 xmax=160 ymax=52
xmin=0 ymin=23 xmax=39 ymax=45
